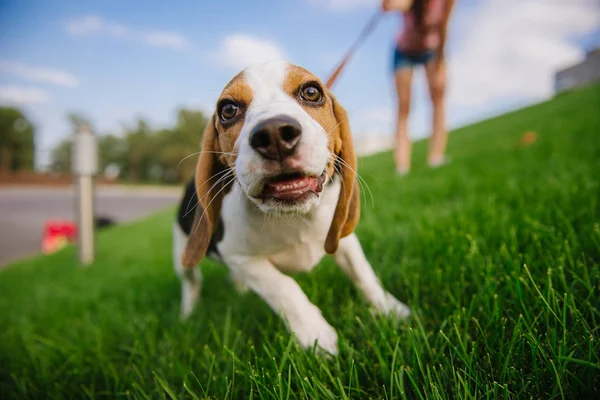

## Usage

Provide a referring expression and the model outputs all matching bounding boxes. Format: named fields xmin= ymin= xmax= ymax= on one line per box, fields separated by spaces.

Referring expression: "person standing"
xmin=382 ymin=0 xmax=455 ymax=175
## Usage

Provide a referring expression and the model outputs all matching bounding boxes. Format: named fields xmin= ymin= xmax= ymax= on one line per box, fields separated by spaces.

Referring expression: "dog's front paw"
xmin=179 ymin=270 xmax=202 ymax=320
xmin=373 ymin=292 xmax=411 ymax=319
xmin=229 ymin=272 xmax=251 ymax=294
xmin=289 ymin=308 xmax=339 ymax=356
xmin=180 ymin=284 xmax=200 ymax=320
xmin=232 ymin=278 xmax=250 ymax=294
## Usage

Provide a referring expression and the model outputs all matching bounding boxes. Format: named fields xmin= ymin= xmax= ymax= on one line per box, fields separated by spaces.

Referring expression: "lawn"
xmin=1 ymin=84 xmax=599 ymax=399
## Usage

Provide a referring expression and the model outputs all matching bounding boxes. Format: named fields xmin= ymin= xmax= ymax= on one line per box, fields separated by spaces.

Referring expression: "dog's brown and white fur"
xmin=173 ymin=62 xmax=410 ymax=355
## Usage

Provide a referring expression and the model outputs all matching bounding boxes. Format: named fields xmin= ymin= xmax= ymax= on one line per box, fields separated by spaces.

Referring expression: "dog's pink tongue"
xmin=264 ymin=177 xmax=319 ymax=200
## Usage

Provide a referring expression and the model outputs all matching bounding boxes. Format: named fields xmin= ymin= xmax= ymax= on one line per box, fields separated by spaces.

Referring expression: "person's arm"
xmin=381 ymin=0 xmax=414 ymax=12
xmin=436 ymin=0 xmax=456 ymax=62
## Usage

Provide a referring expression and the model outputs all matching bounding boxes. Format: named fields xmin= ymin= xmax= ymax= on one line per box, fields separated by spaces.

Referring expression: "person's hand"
xmin=381 ymin=0 xmax=413 ymax=13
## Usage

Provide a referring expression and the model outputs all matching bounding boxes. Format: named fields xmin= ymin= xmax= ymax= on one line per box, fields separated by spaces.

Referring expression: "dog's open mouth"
xmin=260 ymin=172 xmax=326 ymax=201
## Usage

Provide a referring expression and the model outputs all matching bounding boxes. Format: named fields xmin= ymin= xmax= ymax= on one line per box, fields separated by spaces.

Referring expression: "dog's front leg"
xmin=334 ymin=233 xmax=411 ymax=318
xmin=226 ymin=255 xmax=339 ymax=355
xmin=173 ymin=223 xmax=201 ymax=320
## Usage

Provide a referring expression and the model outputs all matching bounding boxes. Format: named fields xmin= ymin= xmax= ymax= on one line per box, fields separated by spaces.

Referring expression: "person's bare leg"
xmin=394 ymin=67 xmax=413 ymax=175
xmin=425 ymin=59 xmax=448 ymax=167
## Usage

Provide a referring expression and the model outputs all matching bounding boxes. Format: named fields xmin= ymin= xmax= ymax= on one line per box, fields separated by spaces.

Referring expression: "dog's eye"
xmin=220 ymin=102 xmax=240 ymax=121
xmin=300 ymin=85 xmax=322 ymax=103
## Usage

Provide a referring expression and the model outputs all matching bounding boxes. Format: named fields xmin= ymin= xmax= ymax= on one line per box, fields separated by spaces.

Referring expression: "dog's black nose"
xmin=249 ymin=116 xmax=302 ymax=161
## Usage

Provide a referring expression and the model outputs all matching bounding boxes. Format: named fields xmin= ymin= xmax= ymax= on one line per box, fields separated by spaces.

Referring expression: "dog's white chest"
xmin=218 ymin=179 xmax=341 ymax=273
xmin=267 ymin=219 xmax=330 ymax=273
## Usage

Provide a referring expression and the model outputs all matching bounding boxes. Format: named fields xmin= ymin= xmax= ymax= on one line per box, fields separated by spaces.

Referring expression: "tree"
xmin=67 ymin=113 xmax=91 ymax=131
xmin=153 ymin=108 xmax=207 ymax=182
xmin=48 ymin=112 xmax=94 ymax=174
xmin=0 ymin=107 xmax=35 ymax=173
xmin=49 ymin=138 xmax=72 ymax=173
xmin=122 ymin=118 xmax=154 ymax=182
xmin=47 ymin=108 xmax=208 ymax=182
xmin=98 ymin=134 xmax=127 ymax=178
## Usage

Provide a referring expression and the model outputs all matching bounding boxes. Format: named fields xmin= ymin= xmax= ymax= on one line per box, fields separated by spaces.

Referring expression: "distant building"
xmin=554 ymin=47 xmax=600 ymax=94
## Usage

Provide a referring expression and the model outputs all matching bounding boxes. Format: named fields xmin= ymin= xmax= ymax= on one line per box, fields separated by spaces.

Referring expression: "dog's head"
xmin=182 ymin=62 xmax=359 ymax=267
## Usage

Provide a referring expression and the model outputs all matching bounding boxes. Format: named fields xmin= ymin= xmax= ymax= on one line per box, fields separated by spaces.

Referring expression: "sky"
xmin=1 ymin=0 xmax=599 ymax=169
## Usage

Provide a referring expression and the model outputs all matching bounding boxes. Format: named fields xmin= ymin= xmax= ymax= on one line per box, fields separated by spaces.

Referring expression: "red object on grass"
xmin=41 ymin=220 xmax=78 ymax=254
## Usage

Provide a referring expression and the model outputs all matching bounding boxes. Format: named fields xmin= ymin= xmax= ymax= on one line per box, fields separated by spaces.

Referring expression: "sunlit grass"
xmin=1 ymin=84 xmax=599 ymax=399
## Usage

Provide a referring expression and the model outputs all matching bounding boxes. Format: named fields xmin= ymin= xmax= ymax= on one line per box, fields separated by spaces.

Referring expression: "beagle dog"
xmin=172 ymin=62 xmax=410 ymax=355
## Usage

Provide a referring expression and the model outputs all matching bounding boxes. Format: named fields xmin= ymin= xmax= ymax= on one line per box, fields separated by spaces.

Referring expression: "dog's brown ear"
xmin=182 ymin=115 xmax=229 ymax=267
xmin=324 ymin=93 xmax=361 ymax=254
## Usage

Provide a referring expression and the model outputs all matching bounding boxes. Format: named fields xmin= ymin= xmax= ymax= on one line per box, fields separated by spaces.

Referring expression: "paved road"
xmin=0 ymin=185 xmax=182 ymax=267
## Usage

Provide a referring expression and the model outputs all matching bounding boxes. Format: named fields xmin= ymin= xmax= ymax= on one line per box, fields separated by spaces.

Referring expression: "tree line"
xmin=0 ymin=106 xmax=208 ymax=184
xmin=0 ymin=107 xmax=35 ymax=173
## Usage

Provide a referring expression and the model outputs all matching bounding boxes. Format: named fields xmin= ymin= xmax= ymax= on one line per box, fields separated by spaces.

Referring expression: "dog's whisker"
xmin=321 ymin=101 xmax=366 ymax=139
xmin=187 ymin=168 xmax=233 ymax=205
xmin=334 ymin=157 xmax=368 ymax=206
xmin=183 ymin=169 xmax=235 ymax=219
xmin=183 ymin=169 xmax=234 ymax=218
xmin=323 ymin=120 xmax=344 ymax=140
xmin=333 ymin=162 xmax=347 ymax=194
xmin=330 ymin=152 xmax=368 ymax=207
xmin=194 ymin=167 xmax=235 ymax=192
xmin=178 ymin=150 xmax=239 ymax=169
xmin=192 ymin=175 xmax=237 ymax=236
xmin=331 ymin=153 xmax=375 ymax=208
xmin=197 ymin=169 xmax=235 ymax=203
xmin=177 ymin=152 xmax=203 ymax=169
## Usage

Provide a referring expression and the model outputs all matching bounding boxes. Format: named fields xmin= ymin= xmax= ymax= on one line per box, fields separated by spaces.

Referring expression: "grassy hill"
xmin=1 ymin=84 xmax=599 ymax=399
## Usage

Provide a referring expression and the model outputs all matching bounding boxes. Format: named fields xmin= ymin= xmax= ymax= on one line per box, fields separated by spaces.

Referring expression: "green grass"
xmin=1 ymin=85 xmax=599 ymax=399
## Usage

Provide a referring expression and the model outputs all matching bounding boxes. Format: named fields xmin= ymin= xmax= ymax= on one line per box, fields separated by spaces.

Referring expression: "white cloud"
xmin=307 ymin=0 xmax=379 ymax=11
xmin=67 ymin=15 xmax=103 ymax=35
xmin=0 ymin=60 xmax=79 ymax=88
xmin=448 ymin=0 xmax=600 ymax=108
xmin=213 ymin=34 xmax=288 ymax=70
xmin=65 ymin=14 xmax=188 ymax=50
xmin=0 ymin=85 xmax=51 ymax=105
xmin=66 ymin=14 xmax=129 ymax=37
xmin=142 ymin=31 xmax=188 ymax=50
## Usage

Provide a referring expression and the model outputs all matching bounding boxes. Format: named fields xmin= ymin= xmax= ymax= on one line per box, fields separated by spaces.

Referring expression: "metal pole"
xmin=76 ymin=174 xmax=95 ymax=264
xmin=71 ymin=123 xmax=98 ymax=266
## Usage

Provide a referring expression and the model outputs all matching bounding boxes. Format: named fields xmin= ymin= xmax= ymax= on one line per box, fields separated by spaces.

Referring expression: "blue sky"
xmin=1 ymin=0 xmax=599 ymax=168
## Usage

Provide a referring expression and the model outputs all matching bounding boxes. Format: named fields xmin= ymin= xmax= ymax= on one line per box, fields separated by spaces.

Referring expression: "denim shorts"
xmin=392 ymin=47 xmax=436 ymax=71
